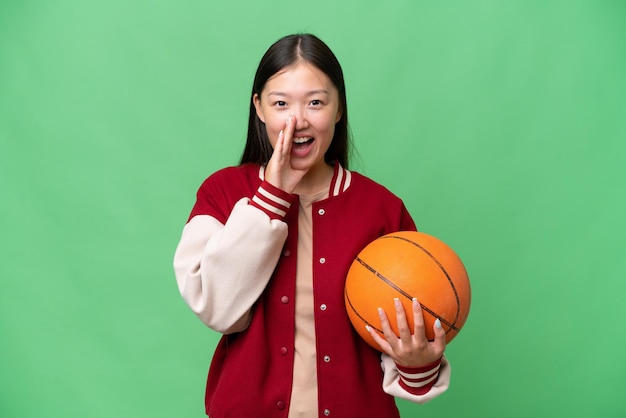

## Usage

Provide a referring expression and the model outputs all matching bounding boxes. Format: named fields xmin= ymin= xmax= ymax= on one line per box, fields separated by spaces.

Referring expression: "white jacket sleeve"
xmin=381 ymin=353 xmax=451 ymax=403
xmin=173 ymin=198 xmax=288 ymax=334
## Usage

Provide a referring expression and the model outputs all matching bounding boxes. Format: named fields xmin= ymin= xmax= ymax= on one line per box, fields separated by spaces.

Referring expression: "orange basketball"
xmin=344 ymin=231 xmax=471 ymax=350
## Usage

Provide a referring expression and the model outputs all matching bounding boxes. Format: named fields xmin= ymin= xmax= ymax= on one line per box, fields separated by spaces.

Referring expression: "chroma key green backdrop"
xmin=1 ymin=1 xmax=625 ymax=417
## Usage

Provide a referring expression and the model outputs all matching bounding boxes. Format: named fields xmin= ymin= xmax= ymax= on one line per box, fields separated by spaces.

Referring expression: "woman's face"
xmin=253 ymin=61 xmax=342 ymax=173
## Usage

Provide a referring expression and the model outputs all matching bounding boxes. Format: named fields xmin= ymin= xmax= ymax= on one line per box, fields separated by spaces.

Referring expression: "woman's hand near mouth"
xmin=264 ymin=114 xmax=310 ymax=194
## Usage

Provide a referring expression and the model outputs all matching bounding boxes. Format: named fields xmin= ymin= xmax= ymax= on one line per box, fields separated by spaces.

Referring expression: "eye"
xmin=310 ymin=99 xmax=322 ymax=106
xmin=274 ymin=101 xmax=287 ymax=107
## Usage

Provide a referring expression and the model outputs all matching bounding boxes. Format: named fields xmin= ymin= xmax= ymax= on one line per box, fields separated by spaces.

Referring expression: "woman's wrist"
xmin=249 ymin=180 xmax=296 ymax=220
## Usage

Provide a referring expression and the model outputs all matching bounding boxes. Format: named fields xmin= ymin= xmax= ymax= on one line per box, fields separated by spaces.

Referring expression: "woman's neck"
xmin=293 ymin=162 xmax=334 ymax=196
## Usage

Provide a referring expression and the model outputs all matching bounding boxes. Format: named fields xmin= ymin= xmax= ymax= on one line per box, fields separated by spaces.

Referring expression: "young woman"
xmin=174 ymin=33 xmax=450 ymax=418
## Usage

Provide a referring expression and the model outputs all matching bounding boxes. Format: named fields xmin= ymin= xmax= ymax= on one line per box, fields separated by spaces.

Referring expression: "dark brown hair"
xmin=240 ymin=34 xmax=351 ymax=168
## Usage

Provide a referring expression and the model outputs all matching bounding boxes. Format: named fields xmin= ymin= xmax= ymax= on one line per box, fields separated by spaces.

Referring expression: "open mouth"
xmin=292 ymin=137 xmax=314 ymax=147
xmin=290 ymin=136 xmax=315 ymax=157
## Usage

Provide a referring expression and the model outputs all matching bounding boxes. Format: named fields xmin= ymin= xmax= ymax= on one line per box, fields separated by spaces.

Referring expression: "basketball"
xmin=344 ymin=231 xmax=471 ymax=350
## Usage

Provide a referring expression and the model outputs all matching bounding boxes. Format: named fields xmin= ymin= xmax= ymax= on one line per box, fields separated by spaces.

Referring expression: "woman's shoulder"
xmin=348 ymin=170 xmax=403 ymax=201
xmin=338 ymin=169 xmax=416 ymax=231
xmin=189 ymin=164 xmax=261 ymax=221
xmin=194 ymin=164 xmax=262 ymax=205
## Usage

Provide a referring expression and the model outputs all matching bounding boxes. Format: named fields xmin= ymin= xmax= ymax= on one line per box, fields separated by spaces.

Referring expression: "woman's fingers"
xmin=432 ymin=318 xmax=447 ymax=355
xmin=366 ymin=324 xmax=391 ymax=352
xmin=265 ymin=114 xmax=297 ymax=192
xmin=282 ymin=114 xmax=295 ymax=158
xmin=274 ymin=129 xmax=285 ymax=162
xmin=411 ymin=297 xmax=426 ymax=339
xmin=394 ymin=298 xmax=412 ymax=342
xmin=377 ymin=307 xmax=398 ymax=350
xmin=374 ymin=298 xmax=447 ymax=367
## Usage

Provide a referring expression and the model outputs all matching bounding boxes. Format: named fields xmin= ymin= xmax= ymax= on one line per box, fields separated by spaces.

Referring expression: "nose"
xmin=291 ymin=108 xmax=309 ymax=131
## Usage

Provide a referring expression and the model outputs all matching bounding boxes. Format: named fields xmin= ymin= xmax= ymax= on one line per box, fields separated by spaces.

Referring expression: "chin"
xmin=290 ymin=161 xmax=314 ymax=171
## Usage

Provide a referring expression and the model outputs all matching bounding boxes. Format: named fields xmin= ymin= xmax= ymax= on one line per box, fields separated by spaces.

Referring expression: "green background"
xmin=1 ymin=0 xmax=624 ymax=417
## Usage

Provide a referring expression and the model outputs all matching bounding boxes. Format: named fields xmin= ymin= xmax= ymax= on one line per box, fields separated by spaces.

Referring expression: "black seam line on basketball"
xmin=344 ymin=287 xmax=384 ymax=334
xmin=381 ymin=235 xmax=462 ymax=327
xmin=355 ymin=256 xmax=460 ymax=332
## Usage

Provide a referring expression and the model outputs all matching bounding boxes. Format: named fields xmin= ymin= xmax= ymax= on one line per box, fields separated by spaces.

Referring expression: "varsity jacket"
xmin=174 ymin=163 xmax=450 ymax=417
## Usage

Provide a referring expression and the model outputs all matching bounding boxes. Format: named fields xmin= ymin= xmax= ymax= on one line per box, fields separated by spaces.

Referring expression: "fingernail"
xmin=365 ymin=325 xmax=371 ymax=332
xmin=394 ymin=297 xmax=400 ymax=306
xmin=435 ymin=319 xmax=442 ymax=329
xmin=377 ymin=307 xmax=383 ymax=316
xmin=279 ymin=129 xmax=283 ymax=137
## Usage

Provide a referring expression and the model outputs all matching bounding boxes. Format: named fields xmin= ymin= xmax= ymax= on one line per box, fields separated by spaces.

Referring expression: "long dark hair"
xmin=240 ymin=34 xmax=351 ymax=168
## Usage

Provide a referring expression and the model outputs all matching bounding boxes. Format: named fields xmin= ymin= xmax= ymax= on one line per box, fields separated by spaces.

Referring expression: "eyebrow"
xmin=267 ymin=89 xmax=331 ymax=97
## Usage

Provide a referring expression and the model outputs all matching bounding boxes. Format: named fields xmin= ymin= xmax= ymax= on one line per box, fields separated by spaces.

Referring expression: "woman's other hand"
xmin=367 ymin=297 xmax=446 ymax=367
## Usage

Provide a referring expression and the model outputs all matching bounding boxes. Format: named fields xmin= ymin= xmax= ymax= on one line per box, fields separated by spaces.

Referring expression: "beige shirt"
xmin=288 ymin=189 xmax=328 ymax=418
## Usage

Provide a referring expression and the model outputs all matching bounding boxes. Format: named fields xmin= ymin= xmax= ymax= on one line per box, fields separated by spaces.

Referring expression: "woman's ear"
xmin=253 ymin=93 xmax=265 ymax=123
xmin=335 ymin=108 xmax=343 ymax=123
xmin=335 ymin=103 xmax=343 ymax=123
